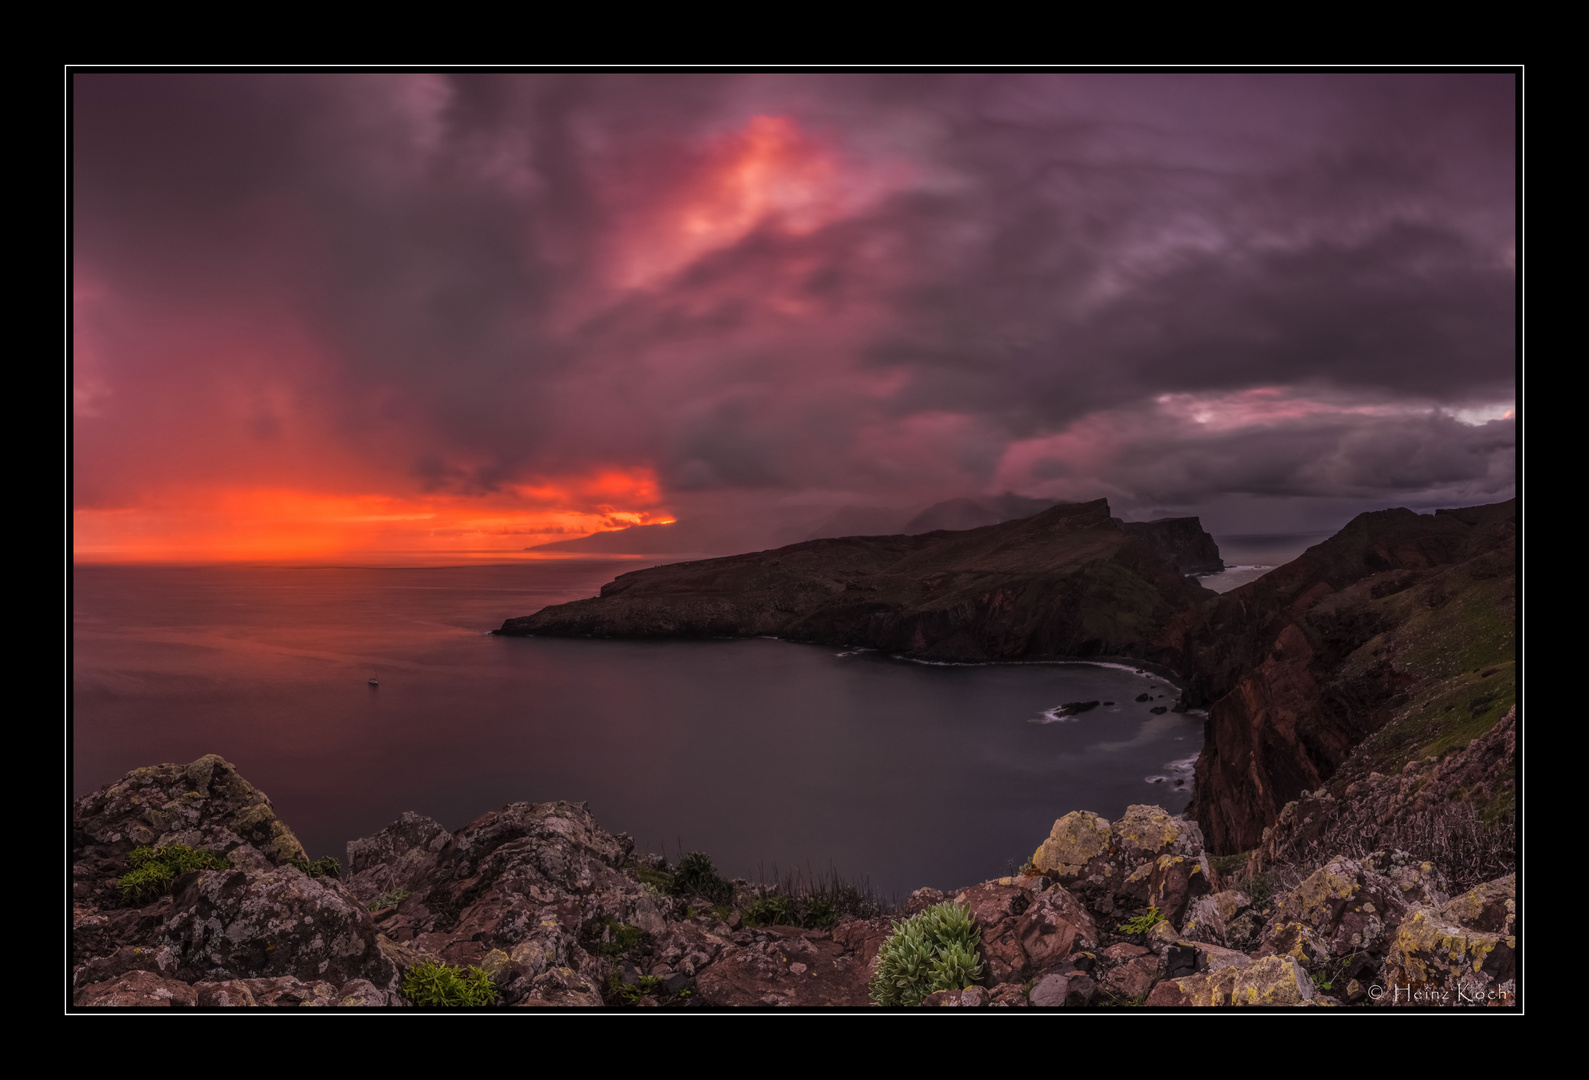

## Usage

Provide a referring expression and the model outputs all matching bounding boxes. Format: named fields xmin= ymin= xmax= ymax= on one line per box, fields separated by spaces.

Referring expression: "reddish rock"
xmin=1017 ymin=887 xmax=1097 ymax=962
xmin=1148 ymin=853 xmax=1214 ymax=925
xmin=1100 ymin=942 xmax=1149 ymax=961
xmin=693 ymin=932 xmax=871 ymax=1007
xmin=1100 ymin=955 xmax=1160 ymax=1000
xmin=987 ymin=982 xmax=1031 ymax=1007
xmin=75 ymin=969 xmax=199 ymax=1007
xmin=235 ymin=976 xmax=340 ymax=1006
xmin=831 ymin=917 xmax=893 ymax=972
xmin=192 ymin=979 xmax=257 ymax=1006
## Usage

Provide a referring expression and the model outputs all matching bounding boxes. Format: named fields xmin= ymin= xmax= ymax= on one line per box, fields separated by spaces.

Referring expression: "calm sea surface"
xmin=72 ymin=559 xmax=1210 ymax=898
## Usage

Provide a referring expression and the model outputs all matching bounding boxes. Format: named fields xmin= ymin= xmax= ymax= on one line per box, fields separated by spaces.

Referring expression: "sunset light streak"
xmin=72 ymin=468 xmax=673 ymax=563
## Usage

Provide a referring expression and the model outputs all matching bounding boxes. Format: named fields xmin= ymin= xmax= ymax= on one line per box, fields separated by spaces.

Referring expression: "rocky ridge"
xmin=72 ymin=721 xmax=1514 ymax=1007
xmin=498 ymin=499 xmax=1218 ymax=670
xmin=1180 ymin=499 xmax=1515 ymax=853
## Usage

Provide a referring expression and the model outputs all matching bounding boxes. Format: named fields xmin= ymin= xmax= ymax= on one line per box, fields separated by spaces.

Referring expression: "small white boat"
xmin=368 ymin=677 xmax=379 ymax=687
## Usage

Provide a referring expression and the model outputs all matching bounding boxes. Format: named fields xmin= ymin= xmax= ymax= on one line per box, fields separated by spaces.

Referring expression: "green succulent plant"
xmin=869 ymin=901 xmax=985 ymax=1007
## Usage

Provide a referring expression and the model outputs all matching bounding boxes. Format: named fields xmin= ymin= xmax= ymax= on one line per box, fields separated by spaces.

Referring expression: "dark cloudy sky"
xmin=72 ymin=72 xmax=1516 ymax=560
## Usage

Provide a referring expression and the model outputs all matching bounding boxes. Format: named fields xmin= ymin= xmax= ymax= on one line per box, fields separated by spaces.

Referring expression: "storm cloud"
xmin=72 ymin=72 xmax=1517 ymax=558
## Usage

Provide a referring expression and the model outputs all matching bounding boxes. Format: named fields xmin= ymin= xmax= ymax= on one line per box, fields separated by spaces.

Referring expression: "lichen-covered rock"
xmin=158 ymin=863 xmax=399 ymax=992
xmin=72 ymin=754 xmax=308 ymax=908
xmin=1380 ymin=905 xmax=1515 ymax=1006
xmin=403 ymin=801 xmax=638 ymax=942
xmin=1030 ymin=811 xmax=1111 ymax=878
xmin=344 ymin=811 xmax=450 ymax=907
xmin=1180 ymin=889 xmax=1251 ymax=946
xmin=1439 ymin=875 xmax=1514 ymax=935
xmin=1359 ymin=849 xmax=1449 ymax=908
xmin=1110 ymin=805 xmax=1204 ymax=864
xmin=1147 ymin=852 xmax=1214 ymax=925
xmin=1145 ymin=954 xmax=1317 ymax=1006
xmin=1257 ymin=856 xmax=1414 ymax=962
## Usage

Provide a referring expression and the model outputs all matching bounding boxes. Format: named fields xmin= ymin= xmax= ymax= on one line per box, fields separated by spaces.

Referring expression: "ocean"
xmin=69 ymin=553 xmax=1273 ymax=899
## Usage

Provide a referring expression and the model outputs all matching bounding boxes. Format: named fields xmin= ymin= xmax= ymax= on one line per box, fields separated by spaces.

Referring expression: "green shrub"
xmin=804 ymin=896 xmax=838 ymax=928
xmin=670 ymin=852 xmax=733 ymax=905
xmin=290 ymin=854 xmax=342 ymax=879
xmin=370 ymin=887 xmax=411 ymax=911
xmin=400 ymin=959 xmax=498 ymax=1007
xmin=743 ymin=894 xmax=799 ymax=927
xmin=609 ymin=973 xmax=664 ymax=1005
xmin=869 ymin=901 xmax=984 ymax=1007
xmin=635 ymin=865 xmax=673 ymax=893
xmin=741 ymin=892 xmax=841 ymax=930
xmin=118 ymin=844 xmax=230 ymax=904
xmin=1118 ymin=906 xmax=1165 ymax=935
xmin=599 ymin=919 xmax=644 ymax=959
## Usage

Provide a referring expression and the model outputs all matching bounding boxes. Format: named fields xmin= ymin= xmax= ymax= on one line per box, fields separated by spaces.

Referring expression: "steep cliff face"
xmin=499 ymin=499 xmax=1218 ymax=668
xmin=1182 ymin=500 xmax=1516 ymax=854
xmin=1122 ymin=518 xmax=1225 ymax=575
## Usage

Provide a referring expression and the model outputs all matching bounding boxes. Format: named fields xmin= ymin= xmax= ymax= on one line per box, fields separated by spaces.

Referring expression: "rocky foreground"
xmin=71 ymin=717 xmax=1514 ymax=1007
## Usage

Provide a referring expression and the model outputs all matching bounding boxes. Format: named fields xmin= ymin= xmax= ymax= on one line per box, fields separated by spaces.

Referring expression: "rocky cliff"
xmin=499 ymin=499 xmax=1218 ymax=669
xmin=1122 ymin=517 xmax=1225 ymax=575
xmin=1180 ymin=499 xmax=1515 ymax=853
xmin=71 ymin=738 xmax=1514 ymax=1008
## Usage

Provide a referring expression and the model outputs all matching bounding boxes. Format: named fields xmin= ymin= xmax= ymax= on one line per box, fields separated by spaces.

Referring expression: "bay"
xmin=72 ymin=559 xmax=1203 ymax=899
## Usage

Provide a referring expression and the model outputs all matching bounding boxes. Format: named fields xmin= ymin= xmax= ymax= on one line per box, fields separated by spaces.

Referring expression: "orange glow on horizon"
xmin=73 ymin=468 xmax=674 ymax=563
